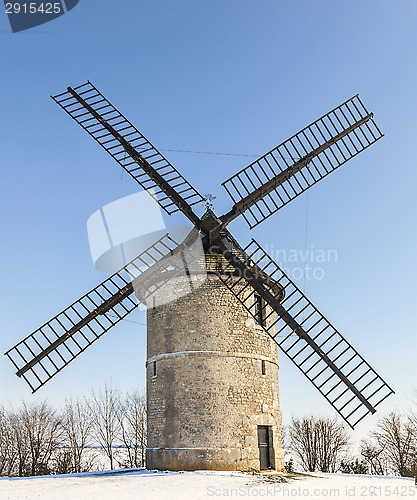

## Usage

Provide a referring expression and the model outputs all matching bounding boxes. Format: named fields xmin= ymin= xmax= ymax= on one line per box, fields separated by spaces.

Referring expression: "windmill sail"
xmin=51 ymin=82 xmax=204 ymax=225
xmin=215 ymin=238 xmax=394 ymax=428
xmin=5 ymin=233 xmax=202 ymax=393
xmin=221 ymin=95 xmax=383 ymax=229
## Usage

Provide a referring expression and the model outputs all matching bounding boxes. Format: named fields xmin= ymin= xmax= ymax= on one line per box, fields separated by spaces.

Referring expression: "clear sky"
xmin=1 ymin=0 xmax=416 ymax=443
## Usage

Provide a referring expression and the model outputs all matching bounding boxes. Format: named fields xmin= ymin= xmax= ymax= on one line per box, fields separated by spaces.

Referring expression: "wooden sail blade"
xmin=4 ymin=233 xmax=188 ymax=393
xmin=51 ymin=82 xmax=204 ymax=227
xmin=221 ymin=95 xmax=383 ymax=229
xmin=213 ymin=237 xmax=394 ymax=428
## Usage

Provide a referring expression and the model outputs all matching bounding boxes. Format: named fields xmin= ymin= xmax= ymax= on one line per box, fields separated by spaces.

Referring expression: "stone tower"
xmin=144 ymin=259 xmax=285 ymax=472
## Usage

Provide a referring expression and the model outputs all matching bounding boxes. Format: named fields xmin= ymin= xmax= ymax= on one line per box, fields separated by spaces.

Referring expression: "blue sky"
xmin=0 ymin=0 xmax=416 ymax=441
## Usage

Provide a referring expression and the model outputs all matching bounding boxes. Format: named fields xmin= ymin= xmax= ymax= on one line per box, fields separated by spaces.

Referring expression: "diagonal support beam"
xmin=220 ymin=113 xmax=374 ymax=227
xmin=212 ymin=238 xmax=376 ymax=416
xmin=14 ymin=266 xmax=181 ymax=378
xmin=6 ymin=230 xmax=205 ymax=391
xmin=67 ymin=87 xmax=205 ymax=232
xmin=15 ymin=283 xmax=134 ymax=377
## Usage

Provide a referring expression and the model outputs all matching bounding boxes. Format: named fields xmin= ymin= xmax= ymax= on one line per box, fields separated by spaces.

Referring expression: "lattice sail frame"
xmin=5 ymin=233 xmax=205 ymax=393
xmin=51 ymin=81 xmax=205 ymax=216
xmin=222 ymin=95 xmax=383 ymax=228
xmin=5 ymin=82 xmax=394 ymax=428
xmin=216 ymin=239 xmax=394 ymax=428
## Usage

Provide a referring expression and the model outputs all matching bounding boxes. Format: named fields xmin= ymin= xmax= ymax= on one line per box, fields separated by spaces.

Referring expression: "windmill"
xmin=5 ymin=82 xmax=394 ymax=472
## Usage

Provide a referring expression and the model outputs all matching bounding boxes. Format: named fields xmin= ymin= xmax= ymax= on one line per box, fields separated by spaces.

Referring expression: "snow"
xmin=0 ymin=469 xmax=415 ymax=500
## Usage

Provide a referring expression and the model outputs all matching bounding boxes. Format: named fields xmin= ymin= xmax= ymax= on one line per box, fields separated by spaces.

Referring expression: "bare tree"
xmin=316 ymin=417 xmax=350 ymax=472
xmin=360 ymin=440 xmax=388 ymax=475
xmin=0 ymin=407 xmax=17 ymax=476
xmin=372 ymin=412 xmax=415 ymax=476
xmin=411 ymin=393 xmax=417 ymax=443
xmin=118 ymin=391 xmax=147 ymax=468
xmin=407 ymin=410 xmax=417 ymax=478
xmin=9 ymin=410 xmax=30 ymax=477
xmin=289 ymin=416 xmax=349 ymax=472
xmin=19 ymin=401 xmax=63 ymax=476
xmin=289 ymin=416 xmax=318 ymax=472
xmin=61 ymin=398 xmax=95 ymax=473
xmin=87 ymin=383 xmax=122 ymax=470
xmin=0 ymin=385 xmax=148 ymax=477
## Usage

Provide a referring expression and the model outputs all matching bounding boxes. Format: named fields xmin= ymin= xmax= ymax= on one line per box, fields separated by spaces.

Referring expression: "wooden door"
xmin=258 ymin=425 xmax=271 ymax=469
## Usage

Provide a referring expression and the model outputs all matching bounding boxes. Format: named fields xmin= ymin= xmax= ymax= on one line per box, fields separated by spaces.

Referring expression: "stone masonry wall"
xmin=145 ymin=275 xmax=284 ymax=471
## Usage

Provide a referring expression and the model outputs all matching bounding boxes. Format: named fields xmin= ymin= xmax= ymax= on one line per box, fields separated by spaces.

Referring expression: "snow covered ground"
xmin=0 ymin=469 xmax=415 ymax=500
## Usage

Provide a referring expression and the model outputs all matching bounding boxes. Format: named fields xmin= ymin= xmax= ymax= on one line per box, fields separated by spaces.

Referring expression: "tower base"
xmin=147 ymin=446 xmax=285 ymax=472
xmin=145 ymin=275 xmax=285 ymax=472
